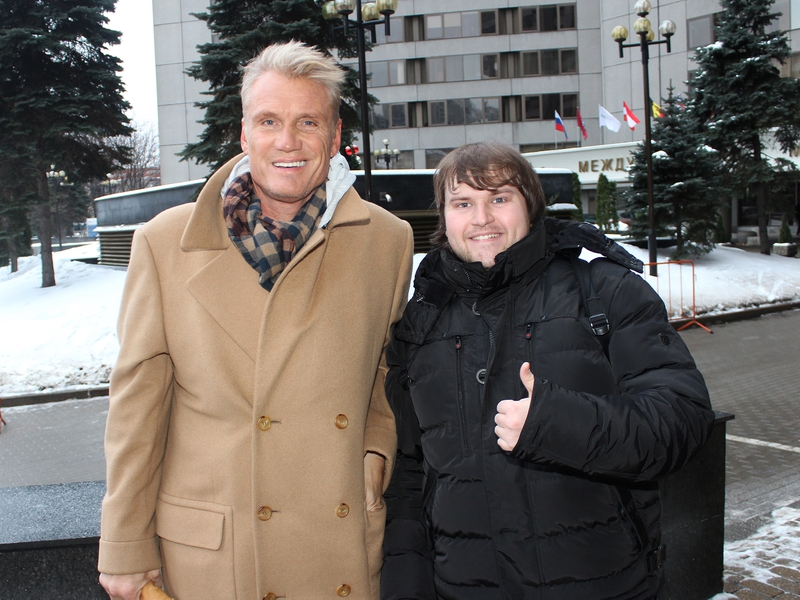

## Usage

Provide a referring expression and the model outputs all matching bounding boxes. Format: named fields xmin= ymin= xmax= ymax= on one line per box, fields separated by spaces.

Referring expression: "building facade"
xmin=153 ymin=0 xmax=800 ymax=183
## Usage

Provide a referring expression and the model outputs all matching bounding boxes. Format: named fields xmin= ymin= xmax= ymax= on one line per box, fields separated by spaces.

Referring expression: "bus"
xmin=353 ymin=168 xmax=575 ymax=252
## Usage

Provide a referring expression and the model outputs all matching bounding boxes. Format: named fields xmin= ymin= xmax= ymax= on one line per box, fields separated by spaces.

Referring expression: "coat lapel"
xmin=181 ymin=155 xmax=267 ymax=363
xmin=179 ymin=155 xmax=372 ymax=365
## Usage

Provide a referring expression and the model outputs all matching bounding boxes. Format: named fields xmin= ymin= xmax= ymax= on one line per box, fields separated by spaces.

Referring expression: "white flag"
xmin=598 ymin=105 xmax=621 ymax=133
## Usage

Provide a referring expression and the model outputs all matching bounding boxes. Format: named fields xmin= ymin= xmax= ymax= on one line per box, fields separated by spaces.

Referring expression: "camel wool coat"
xmin=98 ymin=155 xmax=414 ymax=600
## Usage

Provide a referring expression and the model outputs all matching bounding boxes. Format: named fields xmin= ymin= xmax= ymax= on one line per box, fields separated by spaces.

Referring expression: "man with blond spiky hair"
xmin=99 ymin=41 xmax=413 ymax=600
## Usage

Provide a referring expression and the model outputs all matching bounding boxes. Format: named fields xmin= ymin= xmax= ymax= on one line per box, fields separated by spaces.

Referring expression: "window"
xmin=373 ymin=105 xmax=389 ymax=129
xmin=482 ymin=54 xmax=499 ymax=78
xmin=427 ymin=57 xmax=445 ymax=83
xmin=462 ymin=11 xmax=481 ymax=37
xmin=370 ymin=62 xmax=389 ymax=87
xmin=562 ymin=93 xmax=578 ymax=118
xmin=426 ymin=14 xmax=443 ymax=39
xmin=425 ymin=10 xmax=498 ymax=39
xmin=540 ymin=6 xmax=559 ymax=31
xmin=444 ymin=12 xmax=461 ymax=38
xmin=561 ymin=49 xmax=577 ymax=73
xmin=522 ymin=93 xmax=579 ymax=120
xmin=524 ymin=96 xmax=541 ymax=120
xmin=429 ymin=97 xmax=503 ymax=126
xmin=375 ymin=18 xmax=405 ymax=43
xmin=368 ymin=61 xmax=405 ymax=87
xmin=481 ymin=11 xmax=497 ymax=34
xmin=390 ymin=104 xmax=407 ymax=128
xmin=388 ymin=60 xmax=406 ymax=85
xmin=373 ymin=104 xmax=408 ymax=129
xmin=464 ymin=54 xmax=481 ymax=80
xmin=528 ymin=4 xmax=576 ymax=32
xmin=559 ymin=5 xmax=576 ymax=29
xmin=542 ymin=94 xmax=561 ymax=120
xmin=522 ymin=51 xmax=540 ymax=76
xmin=483 ymin=98 xmax=501 ymax=122
xmin=427 ymin=54 xmax=499 ymax=83
xmin=430 ymin=101 xmax=446 ymax=125
xmin=541 ymin=50 xmax=560 ymax=75
xmin=792 ymin=52 xmax=800 ymax=79
xmin=465 ymin=98 xmax=483 ymax=124
xmin=426 ymin=148 xmax=454 ymax=169
xmin=521 ymin=7 xmax=538 ymax=31
xmin=447 ymin=99 xmax=465 ymax=125
xmin=688 ymin=15 xmax=716 ymax=49
xmin=525 ymin=49 xmax=577 ymax=76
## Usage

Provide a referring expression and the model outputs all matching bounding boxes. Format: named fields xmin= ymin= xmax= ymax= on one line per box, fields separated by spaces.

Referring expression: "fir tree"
xmin=571 ymin=172 xmax=583 ymax=221
xmin=623 ymin=87 xmax=725 ymax=258
xmin=595 ymin=173 xmax=618 ymax=233
xmin=689 ymin=0 xmax=800 ymax=255
xmin=778 ymin=215 xmax=793 ymax=244
xmin=0 ymin=0 xmax=131 ymax=285
xmin=181 ymin=0 xmax=368 ymax=174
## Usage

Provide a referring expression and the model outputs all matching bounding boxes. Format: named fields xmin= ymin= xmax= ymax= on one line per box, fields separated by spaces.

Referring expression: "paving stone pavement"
xmin=1 ymin=309 xmax=799 ymax=598
xmin=680 ymin=309 xmax=800 ymax=599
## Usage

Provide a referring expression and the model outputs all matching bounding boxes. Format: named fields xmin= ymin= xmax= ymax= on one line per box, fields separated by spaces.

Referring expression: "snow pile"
xmin=0 ymin=244 xmax=126 ymax=395
xmin=2 ymin=240 xmax=800 ymax=395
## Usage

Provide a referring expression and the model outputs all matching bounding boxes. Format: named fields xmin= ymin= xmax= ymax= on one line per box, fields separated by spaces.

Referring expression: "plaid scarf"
xmin=223 ymin=172 xmax=327 ymax=291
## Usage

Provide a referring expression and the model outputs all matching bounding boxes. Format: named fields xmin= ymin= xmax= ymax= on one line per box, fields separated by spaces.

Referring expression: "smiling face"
xmin=240 ymin=70 xmax=342 ymax=221
xmin=444 ymin=182 xmax=531 ymax=268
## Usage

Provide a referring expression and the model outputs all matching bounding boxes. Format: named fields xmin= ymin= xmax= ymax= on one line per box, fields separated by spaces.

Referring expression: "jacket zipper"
xmin=455 ymin=335 xmax=470 ymax=456
xmin=525 ymin=323 xmax=533 ymax=367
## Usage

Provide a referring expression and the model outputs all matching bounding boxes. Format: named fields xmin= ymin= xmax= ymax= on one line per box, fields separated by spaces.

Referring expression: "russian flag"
xmin=554 ymin=110 xmax=568 ymax=140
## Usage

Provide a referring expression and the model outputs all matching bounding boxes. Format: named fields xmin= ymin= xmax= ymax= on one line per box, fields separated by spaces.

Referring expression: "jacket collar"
xmin=181 ymin=153 xmax=370 ymax=252
xmin=437 ymin=218 xmax=550 ymax=299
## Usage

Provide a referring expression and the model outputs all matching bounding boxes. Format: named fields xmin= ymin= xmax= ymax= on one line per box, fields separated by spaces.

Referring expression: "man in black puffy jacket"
xmin=381 ymin=142 xmax=715 ymax=600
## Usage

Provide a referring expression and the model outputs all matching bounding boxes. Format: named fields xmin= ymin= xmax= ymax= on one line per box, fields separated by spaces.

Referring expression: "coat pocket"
xmin=156 ymin=492 xmax=236 ymax=599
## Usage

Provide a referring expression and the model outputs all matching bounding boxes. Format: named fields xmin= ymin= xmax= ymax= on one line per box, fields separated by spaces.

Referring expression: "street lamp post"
xmin=323 ymin=0 xmax=399 ymax=202
xmin=374 ymin=138 xmax=400 ymax=169
xmin=46 ymin=167 xmax=68 ymax=251
xmin=612 ymin=0 xmax=675 ymax=277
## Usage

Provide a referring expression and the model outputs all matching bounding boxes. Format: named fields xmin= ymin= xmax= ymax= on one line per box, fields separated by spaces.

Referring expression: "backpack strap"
xmin=569 ymin=256 xmax=610 ymax=351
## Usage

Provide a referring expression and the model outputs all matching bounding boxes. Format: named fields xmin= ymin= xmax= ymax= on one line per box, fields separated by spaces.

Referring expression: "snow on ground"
xmin=0 ymin=243 xmax=126 ymax=395
xmin=2 ymin=239 xmax=800 ymax=395
xmin=725 ymin=505 xmax=800 ymax=581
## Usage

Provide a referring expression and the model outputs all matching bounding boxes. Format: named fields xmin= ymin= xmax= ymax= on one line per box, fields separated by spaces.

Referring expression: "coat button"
xmin=257 ymin=416 xmax=272 ymax=431
xmin=264 ymin=594 xmax=277 ymax=600
xmin=336 ymin=503 xmax=350 ymax=518
xmin=334 ymin=414 xmax=348 ymax=429
xmin=337 ymin=584 xmax=351 ymax=597
xmin=475 ymin=369 xmax=487 ymax=384
xmin=257 ymin=506 xmax=273 ymax=521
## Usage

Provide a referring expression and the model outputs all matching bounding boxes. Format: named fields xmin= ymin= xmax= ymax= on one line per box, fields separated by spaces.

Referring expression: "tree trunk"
xmin=37 ymin=172 xmax=56 ymax=287
xmin=756 ymin=183 xmax=770 ymax=255
xmin=9 ymin=236 xmax=18 ymax=273
xmin=753 ymin=136 xmax=770 ymax=255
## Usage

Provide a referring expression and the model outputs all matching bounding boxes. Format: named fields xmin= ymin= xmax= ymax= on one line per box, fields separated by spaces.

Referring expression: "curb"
xmin=2 ymin=386 xmax=110 ymax=408
xmin=671 ymin=301 xmax=800 ymax=331
xmin=2 ymin=303 xmax=799 ymax=408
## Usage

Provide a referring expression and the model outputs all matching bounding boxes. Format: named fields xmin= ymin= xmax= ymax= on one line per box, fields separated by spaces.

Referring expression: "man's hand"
xmin=495 ymin=362 xmax=535 ymax=452
xmin=364 ymin=451 xmax=386 ymax=511
xmin=99 ymin=569 xmax=162 ymax=600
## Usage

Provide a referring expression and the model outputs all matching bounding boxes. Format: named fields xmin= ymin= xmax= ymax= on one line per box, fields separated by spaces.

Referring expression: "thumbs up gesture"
xmin=495 ymin=362 xmax=535 ymax=452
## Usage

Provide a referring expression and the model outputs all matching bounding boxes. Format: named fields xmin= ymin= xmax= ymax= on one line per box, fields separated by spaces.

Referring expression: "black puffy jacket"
xmin=382 ymin=218 xmax=714 ymax=600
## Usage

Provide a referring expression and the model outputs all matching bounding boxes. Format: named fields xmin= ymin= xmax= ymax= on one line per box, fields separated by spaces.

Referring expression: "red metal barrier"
xmin=642 ymin=260 xmax=712 ymax=334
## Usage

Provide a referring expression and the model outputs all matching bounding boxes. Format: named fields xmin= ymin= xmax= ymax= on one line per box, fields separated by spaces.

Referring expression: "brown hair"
xmin=431 ymin=142 xmax=546 ymax=247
